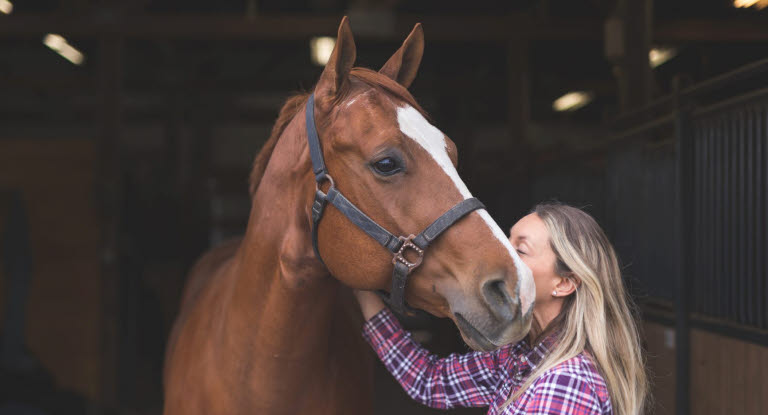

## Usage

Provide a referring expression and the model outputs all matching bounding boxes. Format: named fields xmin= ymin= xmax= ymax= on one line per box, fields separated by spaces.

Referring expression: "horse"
xmin=163 ymin=17 xmax=535 ymax=414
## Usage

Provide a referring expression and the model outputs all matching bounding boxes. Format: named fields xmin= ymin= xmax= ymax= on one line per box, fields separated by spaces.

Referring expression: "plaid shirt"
xmin=362 ymin=308 xmax=612 ymax=415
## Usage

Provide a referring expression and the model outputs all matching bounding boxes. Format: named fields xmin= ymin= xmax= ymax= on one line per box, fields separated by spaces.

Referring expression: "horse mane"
xmin=248 ymin=92 xmax=309 ymax=195
xmin=248 ymin=68 xmax=428 ymax=197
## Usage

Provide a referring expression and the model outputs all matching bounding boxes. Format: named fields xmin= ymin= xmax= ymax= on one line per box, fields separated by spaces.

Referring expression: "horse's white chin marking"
xmin=396 ymin=105 xmax=536 ymax=314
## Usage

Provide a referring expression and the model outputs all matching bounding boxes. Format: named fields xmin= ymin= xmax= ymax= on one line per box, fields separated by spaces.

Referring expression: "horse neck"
xmin=227 ymin=111 xmax=339 ymax=362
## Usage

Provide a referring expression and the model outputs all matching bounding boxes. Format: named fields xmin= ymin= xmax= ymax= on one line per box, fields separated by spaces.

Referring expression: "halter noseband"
xmin=306 ymin=94 xmax=485 ymax=315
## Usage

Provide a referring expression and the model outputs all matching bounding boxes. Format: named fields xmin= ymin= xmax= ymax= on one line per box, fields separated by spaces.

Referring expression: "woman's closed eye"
xmin=515 ymin=240 xmax=533 ymax=256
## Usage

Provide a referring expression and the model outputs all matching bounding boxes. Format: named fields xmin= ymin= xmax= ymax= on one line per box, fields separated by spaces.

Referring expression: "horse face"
xmin=312 ymin=18 xmax=534 ymax=351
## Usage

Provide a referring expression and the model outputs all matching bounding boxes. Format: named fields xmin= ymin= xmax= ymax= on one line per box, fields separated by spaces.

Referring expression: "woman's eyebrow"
xmin=514 ymin=235 xmax=532 ymax=246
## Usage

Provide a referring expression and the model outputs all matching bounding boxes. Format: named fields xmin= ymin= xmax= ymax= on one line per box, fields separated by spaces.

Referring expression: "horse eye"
xmin=372 ymin=157 xmax=402 ymax=176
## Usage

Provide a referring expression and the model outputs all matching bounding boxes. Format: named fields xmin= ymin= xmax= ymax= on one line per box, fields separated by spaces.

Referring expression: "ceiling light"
xmin=553 ymin=91 xmax=594 ymax=112
xmin=310 ymin=36 xmax=336 ymax=66
xmin=733 ymin=0 xmax=768 ymax=9
xmin=649 ymin=47 xmax=677 ymax=68
xmin=43 ymin=34 xmax=85 ymax=65
xmin=0 ymin=0 xmax=13 ymax=14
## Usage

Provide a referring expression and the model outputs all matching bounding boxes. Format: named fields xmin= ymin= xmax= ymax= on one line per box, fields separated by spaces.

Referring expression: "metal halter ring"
xmin=392 ymin=235 xmax=425 ymax=271
xmin=315 ymin=173 xmax=335 ymax=193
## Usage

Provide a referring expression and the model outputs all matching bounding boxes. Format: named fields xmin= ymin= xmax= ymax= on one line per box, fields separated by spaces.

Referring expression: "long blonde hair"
xmin=501 ymin=203 xmax=649 ymax=415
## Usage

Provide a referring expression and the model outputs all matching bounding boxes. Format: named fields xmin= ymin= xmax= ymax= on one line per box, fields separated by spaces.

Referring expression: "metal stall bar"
xmin=760 ymin=104 xmax=767 ymax=330
xmin=748 ymin=105 xmax=757 ymax=327
xmin=739 ymin=108 xmax=748 ymax=326
xmin=692 ymin=117 xmax=704 ymax=325
xmin=763 ymin=103 xmax=768 ymax=329
xmin=690 ymin=87 xmax=768 ymax=336
xmin=673 ymin=79 xmax=692 ymax=415
xmin=681 ymin=58 xmax=768 ymax=100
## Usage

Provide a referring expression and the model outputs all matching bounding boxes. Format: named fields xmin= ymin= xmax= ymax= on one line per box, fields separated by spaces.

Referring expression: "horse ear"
xmin=315 ymin=16 xmax=356 ymax=101
xmin=379 ymin=23 xmax=424 ymax=88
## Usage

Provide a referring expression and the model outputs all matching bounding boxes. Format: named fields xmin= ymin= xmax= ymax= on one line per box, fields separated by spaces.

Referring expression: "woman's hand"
xmin=353 ymin=289 xmax=387 ymax=321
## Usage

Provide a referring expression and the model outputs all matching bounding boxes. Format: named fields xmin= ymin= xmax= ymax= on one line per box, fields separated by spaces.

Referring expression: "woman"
xmin=354 ymin=203 xmax=648 ymax=415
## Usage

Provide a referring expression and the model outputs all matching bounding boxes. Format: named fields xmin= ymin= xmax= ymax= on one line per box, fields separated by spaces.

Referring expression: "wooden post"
xmin=606 ymin=0 xmax=653 ymax=111
xmin=504 ymin=38 xmax=531 ymax=225
xmin=97 ymin=34 xmax=123 ymax=412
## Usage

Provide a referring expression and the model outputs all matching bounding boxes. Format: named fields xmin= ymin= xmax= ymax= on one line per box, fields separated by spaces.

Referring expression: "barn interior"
xmin=1 ymin=0 xmax=767 ymax=414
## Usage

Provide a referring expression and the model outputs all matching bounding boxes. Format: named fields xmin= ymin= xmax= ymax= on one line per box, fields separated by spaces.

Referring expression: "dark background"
xmin=1 ymin=1 xmax=767 ymax=414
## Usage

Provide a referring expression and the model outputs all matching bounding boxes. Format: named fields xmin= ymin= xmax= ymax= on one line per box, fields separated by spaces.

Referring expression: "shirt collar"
xmin=520 ymin=330 xmax=559 ymax=371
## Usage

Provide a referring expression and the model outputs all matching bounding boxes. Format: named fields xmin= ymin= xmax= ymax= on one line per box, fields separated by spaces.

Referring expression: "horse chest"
xmin=165 ymin=295 xmax=374 ymax=415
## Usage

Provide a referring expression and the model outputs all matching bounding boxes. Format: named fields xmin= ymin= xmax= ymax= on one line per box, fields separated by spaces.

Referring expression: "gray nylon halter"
xmin=306 ymin=93 xmax=485 ymax=315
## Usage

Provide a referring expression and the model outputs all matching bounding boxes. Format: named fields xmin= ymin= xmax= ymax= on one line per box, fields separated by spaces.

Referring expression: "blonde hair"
xmin=501 ymin=203 xmax=649 ymax=415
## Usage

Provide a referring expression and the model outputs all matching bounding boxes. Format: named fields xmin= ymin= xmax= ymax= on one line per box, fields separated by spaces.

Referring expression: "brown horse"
xmin=163 ymin=17 xmax=535 ymax=415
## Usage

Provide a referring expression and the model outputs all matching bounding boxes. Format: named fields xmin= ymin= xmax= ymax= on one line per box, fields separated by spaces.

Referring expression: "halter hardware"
xmin=393 ymin=235 xmax=424 ymax=270
xmin=315 ymin=173 xmax=335 ymax=193
xmin=305 ymin=93 xmax=485 ymax=315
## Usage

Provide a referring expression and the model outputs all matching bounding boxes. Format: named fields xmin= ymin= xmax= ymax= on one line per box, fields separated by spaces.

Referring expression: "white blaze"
xmin=396 ymin=105 xmax=535 ymax=313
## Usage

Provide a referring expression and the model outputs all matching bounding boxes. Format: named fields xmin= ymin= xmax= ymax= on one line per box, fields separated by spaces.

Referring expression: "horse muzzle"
xmin=451 ymin=277 xmax=534 ymax=351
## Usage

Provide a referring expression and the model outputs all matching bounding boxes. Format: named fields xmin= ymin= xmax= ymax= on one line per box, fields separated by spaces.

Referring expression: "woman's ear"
xmin=554 ymin=274 xmax=579 ymax=297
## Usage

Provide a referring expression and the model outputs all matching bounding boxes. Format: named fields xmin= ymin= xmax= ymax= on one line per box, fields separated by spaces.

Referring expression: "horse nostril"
xmin=482 ymin=279 xmax=518 ymax=321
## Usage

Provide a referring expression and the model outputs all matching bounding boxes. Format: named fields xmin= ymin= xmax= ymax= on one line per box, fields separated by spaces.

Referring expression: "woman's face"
xmin=508 ymin=213 xmax=561 ymax=307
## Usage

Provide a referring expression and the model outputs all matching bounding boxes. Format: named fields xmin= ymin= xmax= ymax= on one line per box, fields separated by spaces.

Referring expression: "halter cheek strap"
xmin=306 ymin=94 xmax=485 ymax=315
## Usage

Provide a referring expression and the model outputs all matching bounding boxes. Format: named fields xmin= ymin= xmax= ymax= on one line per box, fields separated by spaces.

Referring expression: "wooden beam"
xmin=655 ymin=19 xmax=768 ymax=42
xmin=2 ymin=14 xmax=763 ymax=42
xmin=0 ymin=14 xmax=601 ymax=40
xmin=0 ymin=73 xmax=512 ymax=99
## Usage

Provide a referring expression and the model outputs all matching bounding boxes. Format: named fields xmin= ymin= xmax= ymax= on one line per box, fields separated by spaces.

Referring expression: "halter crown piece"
xmin=305 ymin=94 xmax=485 ymax=315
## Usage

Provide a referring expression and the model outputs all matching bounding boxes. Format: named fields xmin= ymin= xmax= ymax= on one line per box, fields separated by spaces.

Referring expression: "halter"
xmin=306 ymin=94 xmax=485 ymax=315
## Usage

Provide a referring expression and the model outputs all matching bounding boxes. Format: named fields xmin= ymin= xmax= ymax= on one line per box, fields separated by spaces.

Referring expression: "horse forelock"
xmin=348 ymin=68 xmax=429 ymax=120
xmin=248 ymin=67 xmax=428 ymax=197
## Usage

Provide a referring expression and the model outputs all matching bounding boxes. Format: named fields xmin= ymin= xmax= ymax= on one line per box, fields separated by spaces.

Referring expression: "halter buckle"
xmin=392 ymin=234 xmax=424 ymax=271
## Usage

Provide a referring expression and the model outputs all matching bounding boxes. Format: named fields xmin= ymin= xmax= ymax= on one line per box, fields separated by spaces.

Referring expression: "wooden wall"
xmin=0 ymin=138 xmax=102 ymax=401
xmin=690 ymin=328 xmax=768 ymax=414
xmin=644 ymin=321 xmax=768 ymax=415
xmin=644 ymin=322 xmax=676 ymax=415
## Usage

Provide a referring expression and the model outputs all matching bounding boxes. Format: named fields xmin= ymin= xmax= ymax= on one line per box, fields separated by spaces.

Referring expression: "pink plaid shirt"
xmin=362 ymin=308 xmax=612 ymax=415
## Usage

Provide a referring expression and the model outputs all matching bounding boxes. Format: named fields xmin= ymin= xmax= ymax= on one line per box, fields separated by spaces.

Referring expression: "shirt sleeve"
xmin=362 ymin=307 xmax=507 ymax=409
xmin=509 ymin=370 xmax=603 ymax=415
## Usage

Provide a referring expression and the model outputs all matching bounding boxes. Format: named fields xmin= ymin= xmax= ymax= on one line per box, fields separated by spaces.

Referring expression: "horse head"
xmin=305 ymin=17 xmax=535 ymax=351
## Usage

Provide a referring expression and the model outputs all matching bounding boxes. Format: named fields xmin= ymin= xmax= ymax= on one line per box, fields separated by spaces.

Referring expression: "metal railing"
xmin=529 ymin=58 xmax=768 ymax=415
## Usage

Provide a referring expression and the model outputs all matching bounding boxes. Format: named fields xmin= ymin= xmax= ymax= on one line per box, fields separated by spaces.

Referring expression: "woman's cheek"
xmin=528 ymin=262 xmax=548 ymax=299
